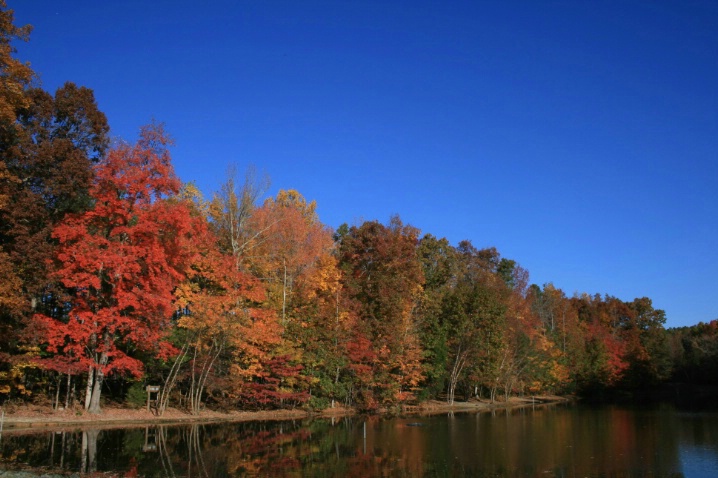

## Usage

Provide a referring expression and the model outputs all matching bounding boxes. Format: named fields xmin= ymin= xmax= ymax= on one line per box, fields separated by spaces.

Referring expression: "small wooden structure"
xmin=146 ymin=385 xmax=160 ymax=413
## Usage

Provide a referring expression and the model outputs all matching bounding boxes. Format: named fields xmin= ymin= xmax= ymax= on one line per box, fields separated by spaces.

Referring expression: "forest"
xmin=1 ymin=2 xmax=717 ymax=414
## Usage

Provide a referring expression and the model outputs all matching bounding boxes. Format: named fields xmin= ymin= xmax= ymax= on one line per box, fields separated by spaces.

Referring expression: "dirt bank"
xmin=0 ymin=395 xmax=571 ymax=434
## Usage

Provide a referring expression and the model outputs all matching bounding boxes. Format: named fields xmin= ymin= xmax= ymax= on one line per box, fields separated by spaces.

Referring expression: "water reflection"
xmin=1 ymin=403 xmax=717 ymax=477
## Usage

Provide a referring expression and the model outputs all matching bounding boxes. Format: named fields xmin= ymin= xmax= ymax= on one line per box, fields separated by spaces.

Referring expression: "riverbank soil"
xmin=0 ymin=395 xmax=570 ymax=433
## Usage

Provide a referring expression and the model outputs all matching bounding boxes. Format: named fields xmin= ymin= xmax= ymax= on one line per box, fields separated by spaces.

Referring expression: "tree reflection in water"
xmin=0 ymin=404 xmax=717 ymax=476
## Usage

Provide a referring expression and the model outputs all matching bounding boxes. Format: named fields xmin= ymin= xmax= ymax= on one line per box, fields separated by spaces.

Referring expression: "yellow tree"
xmin=238 ymin=190 xmax=342 ymax=406
xmin=0 ymin=0 xmax=33 ymax=125
xmin=246 ymin=189 xmax=334 ymax=324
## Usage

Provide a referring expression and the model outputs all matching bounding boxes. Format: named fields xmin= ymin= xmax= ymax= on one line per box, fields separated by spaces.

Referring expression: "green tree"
xmin=619 ymin=297 xmax=671 ymax=388
xmin=669 ymin=320 xmax=718 ymax=386
xmin=415 ymin=234 xmax=457 ymax=399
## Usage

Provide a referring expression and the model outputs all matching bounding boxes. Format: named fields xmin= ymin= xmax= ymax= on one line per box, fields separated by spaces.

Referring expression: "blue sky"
xmin=12 ymin=1 xmax=717 ymax=328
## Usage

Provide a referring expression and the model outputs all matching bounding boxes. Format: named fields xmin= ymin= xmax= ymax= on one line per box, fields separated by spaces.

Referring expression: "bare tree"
xmin=210 ymin=164 xmax=270 ymax=261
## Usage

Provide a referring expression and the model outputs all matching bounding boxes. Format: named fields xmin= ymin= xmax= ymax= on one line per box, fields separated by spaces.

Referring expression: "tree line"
xmin=1 ymin=2 xmax=716 ymax=413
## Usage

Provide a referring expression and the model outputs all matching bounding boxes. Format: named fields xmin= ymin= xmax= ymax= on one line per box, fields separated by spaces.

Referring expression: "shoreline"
xmin=0 ymin=395 xmax=572 ymax=434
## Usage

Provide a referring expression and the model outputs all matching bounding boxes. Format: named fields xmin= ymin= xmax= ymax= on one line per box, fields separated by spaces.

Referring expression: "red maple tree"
xmin=32 ymin=124 xmax=194 ymax=413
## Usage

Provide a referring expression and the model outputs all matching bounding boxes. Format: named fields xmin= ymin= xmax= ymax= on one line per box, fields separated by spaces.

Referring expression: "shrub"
xmin=125 ymin=382 xmax=147 ymax=409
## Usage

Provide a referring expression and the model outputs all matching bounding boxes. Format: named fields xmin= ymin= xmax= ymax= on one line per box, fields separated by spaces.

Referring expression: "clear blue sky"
xmin=12 ymin=1 xmax=717 ymax=328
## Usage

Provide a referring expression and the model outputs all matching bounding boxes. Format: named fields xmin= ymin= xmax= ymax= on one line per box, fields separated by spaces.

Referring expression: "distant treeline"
xmin=1 ymin=2 xmax=716 ymax=413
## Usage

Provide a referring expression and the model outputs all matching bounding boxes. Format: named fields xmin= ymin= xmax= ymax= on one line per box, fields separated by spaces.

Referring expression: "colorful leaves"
xmin=30 ymin=125 xmax=196 ymax=410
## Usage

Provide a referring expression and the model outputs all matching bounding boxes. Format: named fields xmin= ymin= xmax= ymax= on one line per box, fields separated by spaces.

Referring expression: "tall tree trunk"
xmin=88 ymin=347 xmax=109 ymax=414
xmin=54 ymin=374 xmax=61 ymax=410
xmin=84 ymin=366 xmax=94 ymax=410
xmin=64 ymin=373 xmax=72 ymax=409
xmin=447 ymin=347 xmax=467 ymax=406
xmin=87 ymin=367 xmax=104 ymax=414
xmin=159 ymin=341 xmax=190 ymax=416
xmin=189 ymin=345 xmax=199 ymax=414
xmin=189 ymin=339 xmax=223 ymax=415
xmin=282 ymin=257 xmax=287 ymax=324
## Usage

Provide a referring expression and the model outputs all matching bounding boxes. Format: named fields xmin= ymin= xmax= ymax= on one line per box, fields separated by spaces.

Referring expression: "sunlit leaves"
xmin=0 ymin=0 xmax=33 ymax=124
xmin=31 ymin=124 xmax=194 ymax=411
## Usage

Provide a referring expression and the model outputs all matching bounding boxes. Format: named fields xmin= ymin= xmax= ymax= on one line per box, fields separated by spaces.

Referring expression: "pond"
xmin=1 ymin=402 xmax=717 ymax=477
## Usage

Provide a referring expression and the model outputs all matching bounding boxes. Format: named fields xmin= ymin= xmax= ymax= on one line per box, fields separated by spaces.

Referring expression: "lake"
xmin=1 ymin=402 xmax=717 ymax=477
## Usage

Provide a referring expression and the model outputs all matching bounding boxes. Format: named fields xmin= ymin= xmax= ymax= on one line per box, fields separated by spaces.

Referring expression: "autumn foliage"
xmin=1 ymin=1 xmax=714 ymax=411
xmin=31 ymin=125 xmax=194 ymax=412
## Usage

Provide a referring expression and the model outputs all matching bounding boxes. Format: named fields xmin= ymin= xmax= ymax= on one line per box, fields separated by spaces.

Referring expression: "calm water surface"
xmin=1 ymin=402 xmax=717 ymax=477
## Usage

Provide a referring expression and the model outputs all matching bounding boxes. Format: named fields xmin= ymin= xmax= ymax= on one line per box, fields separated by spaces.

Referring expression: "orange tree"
xmin=238 ymin=190 xmax=336 ymax=407
xmin=336 ymin=216 xmax=425 ymax=408
xmin=172 ymin=214 xmax=282 ymax=412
